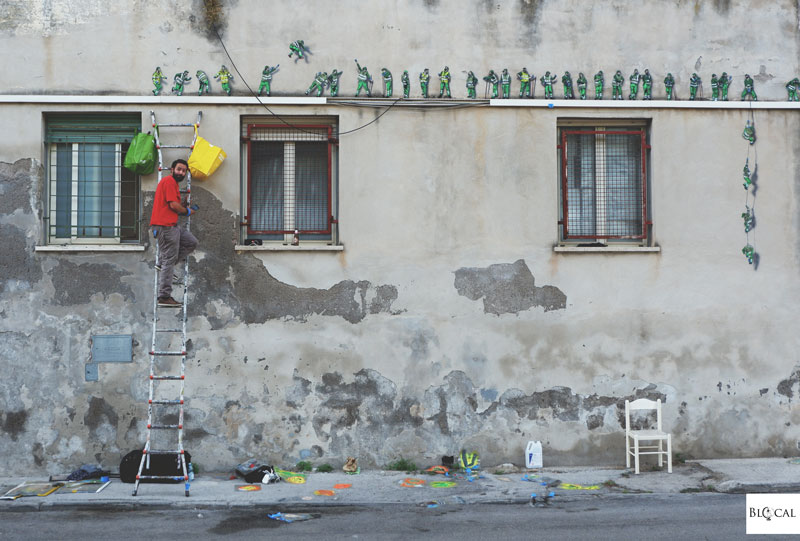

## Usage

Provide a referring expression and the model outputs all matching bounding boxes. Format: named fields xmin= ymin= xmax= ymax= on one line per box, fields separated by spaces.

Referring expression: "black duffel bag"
xmin=119 ymin=450 xmax=192 ymax=483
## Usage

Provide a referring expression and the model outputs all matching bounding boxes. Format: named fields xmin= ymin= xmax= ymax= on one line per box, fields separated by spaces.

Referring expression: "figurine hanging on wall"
xmin=742 ymin=206 xmax=754 ymax=233
xmin=258 ymin=65 xmax=279 ymax=96
xmin=438 ymin=66 xmax=452 ymax=98
xmin=612 ymin=70 xmax=624 ymax=100
xmin=719 ymin=72 xmax=732 ymax=101
xmin=561 ymin=71 xmax=574 ymax=99
xmin=355 ymin=60 xmax=372 ymax=97
xmin=787 ymin=77 xmax=800 ymax=101
xmin=642 ymin=69 xmax=652 ymax=100
xmin=664 ymin=73 xmax=675 ymax=100
xmin=540 ymin=71 xmax=556 ymax=99
xmin=500 ymin=69 xmax=512 ymax=99
xmin=742 ymin=244 xmax=754 ymax=265
xmin=710 ymin=74 xmax=719 ymax=101
xmin=689 ymin=73 xmax=701 ymax=100
xmin=401 ymin=70 xmax=410 ymax=98
xmin=743 ymin=158 xmax=752 ymax=189
xmin=420 ymin=68 xmax=431 ymax=98
xmin=327 ymin=69 xmax=343 ymax=97
xmin=594 ymin=70 xmax=604 ymax=99
xmin=517 ymin=68 xmax=533 ymax=98
xmin=742 ymin=120 xmax=755 ymax=145
xmin=288 ymin=40 xmax=308 ymax=61
xmin=484 ymin=70 xmax=499 ymax=98
xmin=152 ymin=67 xmax=166 ymax=96
xmin=214 ymin=65 xmax=233 ymax=96
xmin=629 ymin=69 xmax=640 ymax=100
xmin=465 ymin=71 xmax=478 ymax=98
xmin=172 ymin=70 xmax=191 ymax=96
xmin=741 ymin=74 xmax=757 ymax=101
xmin=577 ymin=72 xmax=587 ymax=100
xmin=196 ymin=70 xmax=211 ymax=96
xmin=381 ymin=68 xmax=393 ymax=97
xmin=305 ymin=71 xmax=328 ymax=97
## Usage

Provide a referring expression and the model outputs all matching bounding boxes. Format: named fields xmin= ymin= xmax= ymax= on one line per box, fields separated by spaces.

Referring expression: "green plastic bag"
xmin=123 ymin=132 xmax=157 ymax=175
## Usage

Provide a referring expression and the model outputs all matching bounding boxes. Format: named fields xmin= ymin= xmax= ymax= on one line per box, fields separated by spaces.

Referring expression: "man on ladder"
xmin=150 ymin=159 xmax=199 ymax=307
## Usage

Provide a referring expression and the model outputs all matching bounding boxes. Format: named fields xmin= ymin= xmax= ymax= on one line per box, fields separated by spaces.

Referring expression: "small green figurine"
xmin=484 ymin=70 xmax=499 ymax=98
xmin=214 ymin=65 xmax=233 ymax=96
xmin=401 ymin=70 xmax=410 ymax=98
xmin=305 ymin=71 xmax=328 ymax=97
xmin=787 ymin=77 xmax=800 ymax=101
xmin=196 ymin=70 xmax=210 ymax=96
xmin=742 ymin=244 xmax=754 ymax=265
xmin=328 ymin=69 xmax=342 ymax=97
xmin=438 ymin=66 xmax=451 ymax=98
xmin=172 ymin=70 xmax=191 ymax=96
xmin=594 ymin=70 xmax=604 ymax=99
xmin=466 ymin=71 xmax=478 ymax=99
xmin=500 ymin=69 xmax=512 ymax=99
xmin=561 ymin=71 xmax=574 ymax=99
xmin=576 ymin=72 xmax=587 ymax=100
xmin=382 ymin=68 xmax=393 ymax=97
xmin=642 ymin=69 xmax=652 ymax=100
xmin=689 ymin=73 xmax=701 ymax=100
xmin=517 ymin=68 xmax=533 ymax=98
xmin=355 ymin=59 xmax=372 ymax=97
xmin=540 ymin=71 xmax=557 ymax=99
xmin=288 ymin=40 xmax=308 ymax=61
xmin=420 ymin=68 xmax=431 ymax=98
xmin=629 ymin=69 xmax=640 ymax=100
xmin=742 ymin=206 xmax=753 ymax=233
xmin=152 ymin=67 xmax=166 ymax=96
xmin=742 ymin=120 xmax=755 ymax=145
xmin=719 ymin=72 xmax=732 ymax=100
xmin=743 ymin=159 xmax=752 ymax=189
xmin=258 ymin=65 xmax=279 ymax=96
xmin=664 ymin=73 xmax=675 ymax=100
xmin=710 ymin=74 xmax=719 ymax=101
xmin=612 ymin=70 xmax=624 ymax=100
xmin=741 ymin=74 xmax=757 ymax=101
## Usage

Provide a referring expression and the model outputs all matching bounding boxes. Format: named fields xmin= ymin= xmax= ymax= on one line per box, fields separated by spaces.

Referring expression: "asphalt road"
xmin=0 ymin=493 xmax=793 ymax=540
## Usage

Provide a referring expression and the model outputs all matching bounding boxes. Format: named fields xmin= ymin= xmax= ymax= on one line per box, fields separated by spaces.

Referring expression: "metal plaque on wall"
xmin=91 ymin=334 xmax=133 ymax=363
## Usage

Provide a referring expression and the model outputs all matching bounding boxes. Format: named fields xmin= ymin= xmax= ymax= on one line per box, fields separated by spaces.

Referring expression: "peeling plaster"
xmin=50 ymin=261 xmax=134 ymax=305
xmin=454 ymin=259 xmax=566 ymax=315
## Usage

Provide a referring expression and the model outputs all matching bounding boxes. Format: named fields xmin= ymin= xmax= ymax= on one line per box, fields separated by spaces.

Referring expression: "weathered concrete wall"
xmin=1 ymin=1 xmax=800 ymax=475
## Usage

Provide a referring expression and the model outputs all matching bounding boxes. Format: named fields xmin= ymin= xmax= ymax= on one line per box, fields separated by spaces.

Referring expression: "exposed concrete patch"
xmin=49 ymin=261 xmax=134 ymax=305
xmin=186 ymin=186 xmax=399 ymax=325
xmin=777 ymin=366 xmax=800 ymax=399
xmin=454 ymin=259 xmax=566 ymax=315
xmin=0 ymin=225 xmax=43 ymax=290
xmin=286 ymin=370 xmax=312 ymax=407
xmin=84 ymin=396 xmax=119 ymax=432
xmin=1 ymin=410 xmax=28 ymax=441
xmin=0 ymin=159 xmax=38 ymax=216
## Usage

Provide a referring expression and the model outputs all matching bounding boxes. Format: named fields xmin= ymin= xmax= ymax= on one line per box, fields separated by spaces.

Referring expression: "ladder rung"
xmin=150 ymin=350 xmax=186 ymax=356
xmin=150 ymin=375 xmax=185 ymax=381
xmin=147 ymin=450 xmax=185 ymax=455
xmin=159 ymin=145 xmax=193 ymax=149
xmin=148 ymin=424 xmax=182 ymax=429
xmin=137 ymin=475 xmax=187 ymax=481
xmin=156 ymin=328 xmax=183 ymax=333
xmin=156 ymin=123 xmax=197 ymax=127
xmin=149 ymin=399 xmax=183 ymax=405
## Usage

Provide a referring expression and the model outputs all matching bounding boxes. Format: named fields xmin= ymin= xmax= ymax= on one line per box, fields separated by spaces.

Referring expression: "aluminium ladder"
xmin=133 ymin=110 xmax=202 ymax=497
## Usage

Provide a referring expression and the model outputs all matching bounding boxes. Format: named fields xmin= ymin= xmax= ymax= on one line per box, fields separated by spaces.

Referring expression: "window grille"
xmin=245 ymin=124 xmax=334 ymax=237
xmin=559 ymin=128 xmax=649 ymax=241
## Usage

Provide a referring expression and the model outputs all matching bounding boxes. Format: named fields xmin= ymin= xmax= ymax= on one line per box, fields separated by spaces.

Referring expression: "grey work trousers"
xmin=153 ymin=225 xmax=198 ymax=299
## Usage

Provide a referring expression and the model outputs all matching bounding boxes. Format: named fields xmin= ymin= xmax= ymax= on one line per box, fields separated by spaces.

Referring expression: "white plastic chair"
xmin=625 ymin=398 xmax=672 ymax=474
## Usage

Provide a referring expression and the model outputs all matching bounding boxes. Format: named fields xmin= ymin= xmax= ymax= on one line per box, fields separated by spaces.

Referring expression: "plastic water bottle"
xmin=188 ymin=463 xmax=195 ymax=481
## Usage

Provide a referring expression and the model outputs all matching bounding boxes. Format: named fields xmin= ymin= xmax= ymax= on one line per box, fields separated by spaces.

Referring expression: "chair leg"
xmin=667 ymin=435 xmax=672 ymax=473
xmin=626 ymin=435 xmax=631 ymax=468
xmin=634 ymin=438 xmax=640 ymax=474
xmin=658 ymin=439 xmax=663 ymax=467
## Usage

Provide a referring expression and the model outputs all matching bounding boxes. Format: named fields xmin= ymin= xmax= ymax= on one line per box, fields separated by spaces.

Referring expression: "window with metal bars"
xmin=45 ymin=114 xmax=141 ymax=244
xmin=243 ymin=121 xmax=336 ymax=242
xmin=558 ymin=125 xmax=651 ymax=242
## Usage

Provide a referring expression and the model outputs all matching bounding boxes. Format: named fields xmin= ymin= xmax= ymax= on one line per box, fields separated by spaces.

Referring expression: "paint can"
xmin=525 ymin=441 xmax=543 ymax=469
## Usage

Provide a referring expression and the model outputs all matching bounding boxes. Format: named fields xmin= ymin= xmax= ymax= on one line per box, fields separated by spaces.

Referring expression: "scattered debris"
xmin=333 ymin=483 xmax=352 ymax=489
xmin=235 ymin=484 xmax=261 ymax=492
xmin=268 ymin=512 xmax=314 ymax=523
xmin=343 ymin=457 xmax=359 ymax=473
xmin=1 ymin=482 xmax=63 ymax=500
xmin=400 ymin=478 xmax=425 ymax=488
xmin=425 ymin=465 xmax=450 ymax=475
xmin=63 ymin=480 xmax=111 ymax=493
xmin=314 ymin=489 xmax=335 ymax=496
xmin=430 ymin=481 xmax=457 ymax=488
xmin=559 ymin=483 xmax=600 ymax=490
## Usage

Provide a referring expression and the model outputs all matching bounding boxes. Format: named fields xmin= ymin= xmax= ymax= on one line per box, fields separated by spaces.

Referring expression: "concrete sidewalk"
xmin=1 ymin=458 xmax=798 ymax=511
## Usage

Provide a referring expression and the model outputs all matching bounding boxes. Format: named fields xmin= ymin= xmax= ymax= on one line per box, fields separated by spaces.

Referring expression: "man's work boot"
xmin=157 ymin=297 xmax=181 ymax=308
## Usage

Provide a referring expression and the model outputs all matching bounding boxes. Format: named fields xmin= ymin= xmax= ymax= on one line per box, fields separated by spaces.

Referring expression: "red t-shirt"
xmin=150 ymin=175 xmax=181 ymax=226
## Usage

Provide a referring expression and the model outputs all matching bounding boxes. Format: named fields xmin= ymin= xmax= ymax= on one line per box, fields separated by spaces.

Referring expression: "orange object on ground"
xmin=333 ymin=483 xmax=352 ymax=489
xmin=401 ymin=478 xmax=425 ymax=487
xmin=314 ymin=489 xmax=335 ymax=496
xmin=235 ymin=485 xmax=261 ymax=491
xmin=426 ymin=465 xmax=450 ymax=475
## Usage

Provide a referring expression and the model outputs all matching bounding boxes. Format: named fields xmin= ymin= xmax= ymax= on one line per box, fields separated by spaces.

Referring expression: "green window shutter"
xmin=46 ymin=113 xmax=141 ymax=143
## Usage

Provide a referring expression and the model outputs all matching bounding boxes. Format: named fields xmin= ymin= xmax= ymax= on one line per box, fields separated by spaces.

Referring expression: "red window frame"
xmin=558 ymin=128 xmax=650 ymax=241
xmin=245 ymin=124 xmax=334 ymax=236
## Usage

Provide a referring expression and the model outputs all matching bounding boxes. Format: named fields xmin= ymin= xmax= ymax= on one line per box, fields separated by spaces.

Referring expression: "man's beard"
xmin=173 ymin=173 xmax=185 ymax=182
